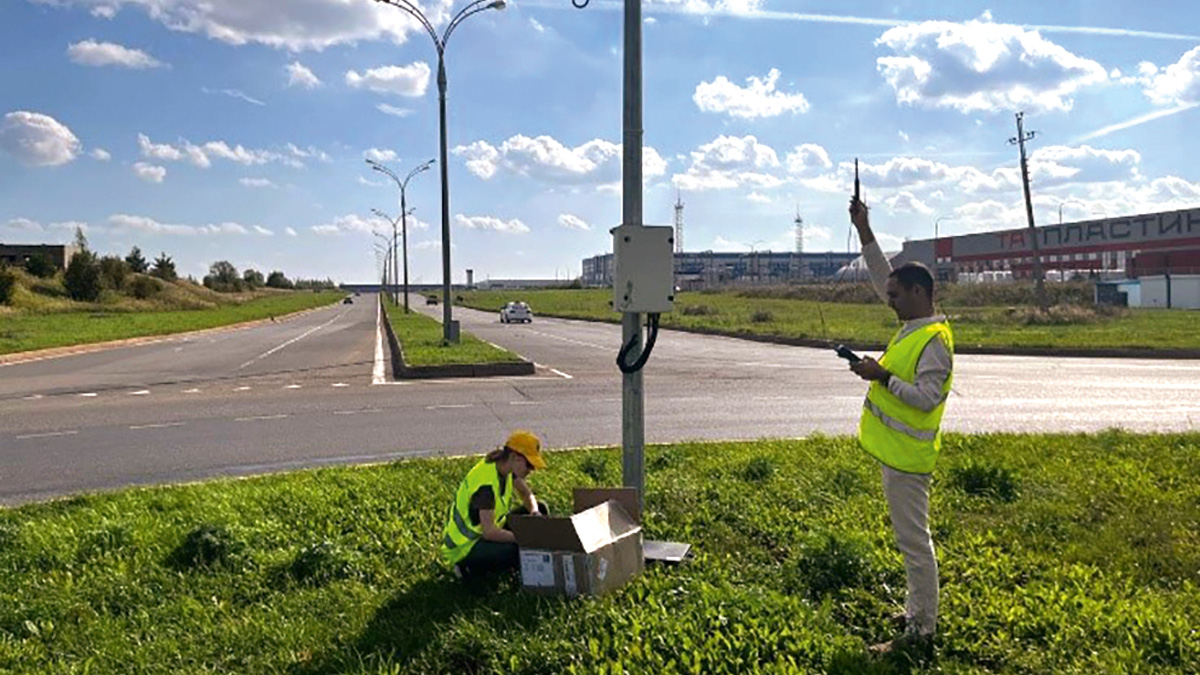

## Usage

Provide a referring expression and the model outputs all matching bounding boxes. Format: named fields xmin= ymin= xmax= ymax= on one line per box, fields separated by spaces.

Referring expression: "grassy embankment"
xmin=1 ymin=431 xmax=1197 ymax=673
xmin=384 ymin=296 xmax=524 ymax=366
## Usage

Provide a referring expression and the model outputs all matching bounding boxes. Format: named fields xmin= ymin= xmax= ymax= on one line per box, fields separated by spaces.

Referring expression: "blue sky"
xmin=1 ymin=0 xmax=1198 ymax=284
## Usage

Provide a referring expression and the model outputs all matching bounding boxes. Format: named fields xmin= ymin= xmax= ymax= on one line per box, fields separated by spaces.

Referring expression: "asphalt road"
xmin=2 ymin=292 xmax=1198 ymax=505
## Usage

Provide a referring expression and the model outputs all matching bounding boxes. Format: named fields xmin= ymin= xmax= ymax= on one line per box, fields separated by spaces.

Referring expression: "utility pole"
xmin=1009 ymin=111 xmax=1047 ymax=310
xmin=620 ymin=0 xmax=646 ymax=507
xmin=674 ymin=190 xmax=684 ymax=254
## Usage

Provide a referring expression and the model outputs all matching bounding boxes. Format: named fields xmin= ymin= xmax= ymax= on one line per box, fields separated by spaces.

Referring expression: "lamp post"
xmin=372 ymin=0 xmax=506 ymax=341
xmin=367 ymin=158 xmax=435 ymax=313
xmin=1057 ymin=198 xmax=1087 ymax=225
xmin=373 ymin=240 xmax=389 ymax=295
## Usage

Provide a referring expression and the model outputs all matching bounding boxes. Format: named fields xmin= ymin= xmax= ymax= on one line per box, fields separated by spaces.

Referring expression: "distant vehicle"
xmin=500 ymin=301 xmax=533 ymax=323
xmin=342 ymin=296 xmax=354 ymax=304
xmin=426 ymin=295 xmax=439 ymax=305
xmin=354 ymin=292 xmax=361 ymax=296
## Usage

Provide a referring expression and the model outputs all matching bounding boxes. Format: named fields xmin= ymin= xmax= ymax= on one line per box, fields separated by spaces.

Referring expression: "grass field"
xmin=458 ymin=288 xmax=1200 ymax=351
xmin=2 ymin=431 xmax=1197 ymax=673
xmin=0 ymin=290 xmax=344 ymax=356
xmin=384 ymin=298 xmax=524 ymax=367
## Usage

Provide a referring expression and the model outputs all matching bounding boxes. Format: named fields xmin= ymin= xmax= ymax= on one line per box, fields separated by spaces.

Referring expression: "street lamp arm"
xmin=365 ymin=159 xmax=402 ymax=188
xmin=444 ymin=0 xmax=500 ymax=46
xmin=402 ymin=159 xmax=434 ymax=189
xmin=373 ymin=0 xmax=442 ymax=50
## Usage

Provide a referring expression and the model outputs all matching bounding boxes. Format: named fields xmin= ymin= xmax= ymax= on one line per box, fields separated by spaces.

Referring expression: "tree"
xmin=24 ymin=253 xmax=57 ymax=278
xmin=64 ymin=249 xmax=102 ymax=301
xmin=0 ymin=264 xmax=16 ymax=305
xmin=151 ymin=252 xmax=177 ymax=282
xmin=243 ymin=268 xmax=264 ymax=288
xmin=204 ymin=260 xmax=242 ymax=292
xmin=99 ymin=256 xmax=130 ymax=290
xmin=125 ymin=246 xmax=149 ymax=274
xmin=266 ymin=270 xmax=292 ymax=289
xmin=73 ymin=225 xmax=89 ymax=252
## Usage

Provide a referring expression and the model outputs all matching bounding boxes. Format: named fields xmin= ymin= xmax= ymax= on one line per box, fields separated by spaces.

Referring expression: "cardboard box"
xmin=509 ymin=488 xmax=644 ymax=597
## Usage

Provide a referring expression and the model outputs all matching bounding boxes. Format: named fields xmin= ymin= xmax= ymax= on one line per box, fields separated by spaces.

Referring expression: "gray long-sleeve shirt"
xmin=862 ymin=242 xmax=953 ymax=413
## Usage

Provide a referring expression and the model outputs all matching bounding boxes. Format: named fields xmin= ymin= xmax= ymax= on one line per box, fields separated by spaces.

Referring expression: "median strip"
xmin=381 ymin=297 xmax=534 ymax=379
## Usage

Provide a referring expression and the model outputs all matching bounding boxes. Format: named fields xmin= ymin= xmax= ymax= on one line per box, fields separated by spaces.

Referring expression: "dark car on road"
xmin=426 ymin=295 xmax=439 ymax=305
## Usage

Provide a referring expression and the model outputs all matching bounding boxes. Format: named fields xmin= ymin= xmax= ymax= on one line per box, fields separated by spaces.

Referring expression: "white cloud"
xmin=253 ymin=225 xmax=274 ymax=235
xmin=646 ymin=0 xmax=765 ymax=15
xmin=90 ymin=147 xmax=111 ymax=161
xmin=286 ymin=61 xmax=321 ymax=89
xmin=357 ymin=175 xmax=384 ymax=187
xmin=557 ymin=213 xmax=591 ymax=231
xmin=875 ymin=15 xmax=1109 ymax=114
xmin=285 ymin=227 xmax=297 ymax=236
xmin=693 ymin=69 xmax=809 ymax=119
xmin=133 ymin=162 xmax=166 ymax=183
xmin=376 ymin=103 xmax=413 ymax=117
xmin=67 ymin=39 xmax=164 ymax=69
xmin=530 ymin=18 xmax=546 ymax=33
xmin=455 ymin=214 xmax=530 ymax=234
xmin=0 ymin=111 xmax=81 ymax=167
xmin=203 ymin=140 xmax=275 ymax=164
xmin=884 ymin=191 xmax=933 ymax=215
xmin=202 ymin=88 xmax=265 ymax=106
xmin=784 ymin=143 xmax=832 ymax=175
xmin=345 ymin=62 xmax=430 ymax=97
xmin=239 ymin=177 xmax=277 ymax=188
xmin=3 ymin=217 xmax=43 ymax=231
xmin=710 ymin=236 xmax=750 ymax=252
xmin=109 ymin=214 xmax=258 ymax=235
xmin=898 ymin=130 xmax=910 ymax=142
xmin=746 ymin=192 xmax=771 ymax=203
xmin=672 ymin=135 xmax=783 ymax=191
xmin=37 ymin=0 xmax=445 ymax=52
xmin=453 ymin=135 xmax=667 ymax=187
xmin=137 ymin=133 xmax=305 ymax=168
xmin=364 ymin=148 xmax=399 ymax=163
xmin=644 ymin=16 xmax=657 ymax=25
xmin=1137 ymin=46 xmax=1200 ymax=106
xmin=309 ymin=213 xmax=388 ymax=235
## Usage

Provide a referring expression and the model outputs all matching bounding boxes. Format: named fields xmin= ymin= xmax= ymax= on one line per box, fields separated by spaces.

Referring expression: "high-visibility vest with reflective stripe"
xmin=859 ymin=321 xmax=954 ymax=474
xmin=441 ymin=459 xmax=514 ymax=565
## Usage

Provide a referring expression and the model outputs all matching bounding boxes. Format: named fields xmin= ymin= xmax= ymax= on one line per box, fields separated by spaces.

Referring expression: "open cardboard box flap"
xmin=510 ymin=488 xmax=641 ymax=553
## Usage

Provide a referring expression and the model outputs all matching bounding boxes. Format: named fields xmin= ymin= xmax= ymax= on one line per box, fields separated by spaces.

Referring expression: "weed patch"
xmin=949 ymin=462 xmax=1019 ymax=502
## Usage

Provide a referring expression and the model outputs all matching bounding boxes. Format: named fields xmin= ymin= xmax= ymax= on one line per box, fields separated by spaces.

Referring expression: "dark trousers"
xmin=458 ymin=502 xmax=548 ymax=577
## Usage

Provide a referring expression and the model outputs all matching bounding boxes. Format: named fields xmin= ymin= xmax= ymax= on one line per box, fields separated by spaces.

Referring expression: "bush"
xmin=266 ymin=270 xmax=292 ymax=289
xmin=125 ymin=246 xmax=149 ymax=274
xmin=99 ymin=256 xmax=130 ymax=290
xmin=750 ymin=309 xmax=774 ymax=323
xmin=151 ymin=253 xmax=177 ymax=282
xmin=243 ymin=268 xmax=264 ymax=289
xmin=740 ymin=457 xmax=775 ymax=482
xmin=128 ymin=275 xmax=163 ymax=300
xmin=169 ymin=524 xmax=244 ymax=570
xmin=0 ymin=264 xmax=16 ymax=305
xmin=24 ymin=253 xmax=57 ymax=278
xmin=949 ymin=462 xmax=1019 ymax=502
xmin=63 ymin=250 xmax=102 ymax=302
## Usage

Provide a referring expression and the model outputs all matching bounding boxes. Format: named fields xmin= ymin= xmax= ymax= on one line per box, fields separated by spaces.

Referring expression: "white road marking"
xmin=332 ymin=382 xmax=350 ymax=388
xmin=285 ymin=384 xmax=301 ymax=389
xmin=235 ymin=414 xmax=289 ymax=422
xmin=509 ymin=401 xmax=542 ymax=406
xmin=238 ymin=309 xmax=346 ymax=369
xmin=23 ymin=394 xmax=43 ymax=400
xmin=16 ymin=430 xmax=78 ymax=440
xmin=526 ymin=329 xmax=608 ymax=351
xmin=333 ymin=409 xmax=382 ymax=415
xmin=183 ymin=388 xmax=201 ymax=394
xmin=373 ymin=299 xmax=387 ymax=385
xmin=129 ymin=390 xmax=151 ymax=396
xmin=547 ymin=367 xmax=573 ymax=379
xmin=427 ymin=404 xmax=473 ymax=410
xmin=129 ymin=422 xmax=185 ymax=430
xmin=754 ymin=396 xmax=795 ymax=401
xmin=78 ymin=392 xmax=98 ymax=398
xmin=234 ymin=386 xmax=251 ymax=392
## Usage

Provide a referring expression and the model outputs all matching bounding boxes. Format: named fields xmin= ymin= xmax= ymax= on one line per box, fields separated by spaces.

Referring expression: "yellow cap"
xmin=505 ymin=430 xmax=547 ymax=470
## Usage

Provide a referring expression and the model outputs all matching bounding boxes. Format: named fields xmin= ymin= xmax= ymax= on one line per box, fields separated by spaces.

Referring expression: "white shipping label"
xmin=562 ymin=555 xmax=578 ymax=597
xmin=520 ymin=550 xmax=556 ymax=587
xmin=597 ymin=556 xmax=609 ymax=581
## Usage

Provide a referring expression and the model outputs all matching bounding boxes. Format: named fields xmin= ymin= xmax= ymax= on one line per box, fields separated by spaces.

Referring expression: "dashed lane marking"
xmin=234 ymin=386 xmax=251 ymax=392
xmin=129 ymin=390 xmax=151 ymax=396
xmin=16 ymin=430 xmax=78 ymax=440
xmin=183 ymin=388 xmax=201 ymax=394
xmin=285 ymin=384 xmax=301 ymax=389
xmin=426 ymin=404 xmax=473 ymax=410
xmin=129 ymin=422 xmax=186 ymax=430
xmin=78 ymin=392 xmax=98 ymax=398
xmin=332 ymin=382 xmax=350 ymax=388
xmin=235 ymin=414 xmax=290 ymax=422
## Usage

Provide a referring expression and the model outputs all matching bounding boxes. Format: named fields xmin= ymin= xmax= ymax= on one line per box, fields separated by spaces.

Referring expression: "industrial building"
xmin=0 ymin=243 xmax=80 ymax=270
xmin=581 ymin=250 xmax=861 ymax=289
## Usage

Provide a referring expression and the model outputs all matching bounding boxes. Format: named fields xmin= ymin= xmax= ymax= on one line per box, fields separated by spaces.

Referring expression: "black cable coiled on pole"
xmin=572 ymin=0 xmax=589 ymax=7
xmin=616 ymin=313 xmax=660 ymax=374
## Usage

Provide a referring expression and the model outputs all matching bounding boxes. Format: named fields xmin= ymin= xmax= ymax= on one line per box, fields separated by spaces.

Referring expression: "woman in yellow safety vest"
xmin=440 ymin=430 xmax=548 ymax=579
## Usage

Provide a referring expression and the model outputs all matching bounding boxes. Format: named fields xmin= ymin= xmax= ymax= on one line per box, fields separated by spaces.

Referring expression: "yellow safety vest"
xmin=441 ymin=459 xmax=514 ymax=565
xmin=859 ymin=321 xmax=954 ymax=474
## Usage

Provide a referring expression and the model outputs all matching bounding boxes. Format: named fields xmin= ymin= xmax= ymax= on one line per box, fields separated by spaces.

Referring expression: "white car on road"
xmin=500 ymin=301 xmax=533 ymax=323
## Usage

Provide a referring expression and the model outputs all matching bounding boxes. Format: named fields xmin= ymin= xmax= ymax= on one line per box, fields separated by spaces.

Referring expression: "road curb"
xmin=0 ymin=296 xmax=342 ymax=367
xmin=458 ymin=304 xmax=1200 ymax=360
xmin=381 ymin=299 xmax=536 ymax=379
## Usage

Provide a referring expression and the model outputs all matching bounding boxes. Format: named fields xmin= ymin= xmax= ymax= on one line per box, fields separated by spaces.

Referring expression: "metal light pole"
xmin=372 ymin=211 xmax=400 ymax=304
xmin=373 ymin=239 xmax=390 ymax=295
xmin=372 ymin=0 xmax=506 ymax=341
xmin=367 ymin=159 xmax=435 ymax=312
xmin=1009 ymin=111 xmax=1046 ymax=309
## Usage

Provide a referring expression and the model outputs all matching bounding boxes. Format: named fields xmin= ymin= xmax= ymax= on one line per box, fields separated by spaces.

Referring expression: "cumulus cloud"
xmin=133 ymin=162 xmax=166 ymax=183
xmin=0 ymin=111 xmax=82 ymax=167
xmin=90 ymin=147 xmax=111 ymax=161
xmin=693 ymin=69 xmax=809 ymax=118
xmin=784 ymin=143 xmax=832 ymax=175
xmin=672 ymin=134 xmax=783 ymax=191
xmin=1134 ymin=46 xmax=1200 ymax=105
xmin=253 ymin=225 xmax=274 ymax=235
xmin=286 ymin=61 xmax=321 ymax=89
xmin=746 ymin=192 xmax=771 ymax=203
xmin=202 ymin=87 xmax=265 ymax=106
xmin=875 ymin=14 xmax=1109 ymax=114
xmin=376 ymin=103 xmax=412 ymax=117
xmin=109 ymin=214 xmax=264 ymax=235
xmin=557 ymin=213 xmax=591 ymax=231
xmin=67 ymin=39 xmax=164 ymax=68
xmin=239 ymin=177 xmax=277 ymax=188
xmin=36 ymin=0 xmax=446 ymax=52
xmin=309 ymin=213 xmax=389 ymax=235
xmin=646 ymin=0 xmax=764 ymax=15
xmin=884 ymin=191 xmax=933 ymax=215
xmin=285 ymin=227 xmax=298 ymax=236
xmin=453 ymin=135 xmax=667 ymax=187
xmin=364 ymin=148 xmax=399 ymax=163
xmin=455 ymin=214 xmax=530 ymax=234
xmin=137 ymin=133 xmax=307 ymax=168
xmin=3 ymin=217 xmax=89 ymax=233
xmin=345 ymin=62 xmax=430 ymax=97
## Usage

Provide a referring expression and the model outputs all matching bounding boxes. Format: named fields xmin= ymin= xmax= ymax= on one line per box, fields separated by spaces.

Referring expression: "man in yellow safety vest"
xmin=848 ymin=195 xmax=954 ymax=661
xmin=441 ymin=430 xmax=549 ymax=579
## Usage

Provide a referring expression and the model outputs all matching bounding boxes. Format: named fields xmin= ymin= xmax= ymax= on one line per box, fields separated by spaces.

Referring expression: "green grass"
xmin=458 ymin=288 xmax=1200 ymax=351
xmin=2 ymin=431 xmax=1198 ymax=673
xmin=385 ymin=298 xmax=524 ymax=367
xmin=0 ymin=291 xmax=344 ymax=355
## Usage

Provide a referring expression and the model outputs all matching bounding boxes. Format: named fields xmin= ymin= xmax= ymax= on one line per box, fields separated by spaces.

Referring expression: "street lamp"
xmin=372 ymin=231 xmax=392 ymax=298
xmin=1057 ymin=198 xmax=1087 ymax=225
xmin=372 ymin=0 xmax=506 ymax=342
xmin=372 ymin=212 xmax=399 ymax=304
xmin=367 ymin=158 xmax=435 ymax=313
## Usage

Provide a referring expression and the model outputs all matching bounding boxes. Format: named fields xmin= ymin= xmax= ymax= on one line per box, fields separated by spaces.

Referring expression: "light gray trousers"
xmin=881 ymin=463 xmax=938 ymax=636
